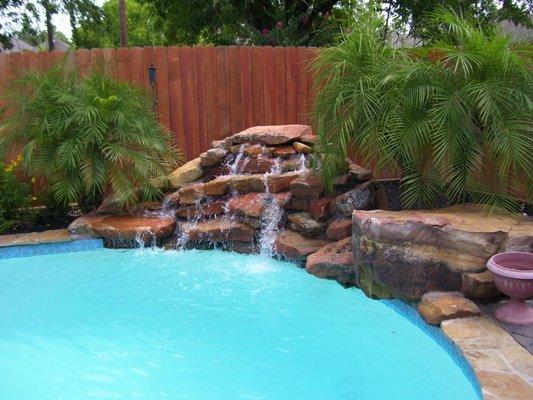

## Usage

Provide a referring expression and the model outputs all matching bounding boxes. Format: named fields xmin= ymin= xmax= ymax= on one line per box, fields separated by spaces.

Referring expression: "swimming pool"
xmin=0 ymin=248 xmax=480 ymax=399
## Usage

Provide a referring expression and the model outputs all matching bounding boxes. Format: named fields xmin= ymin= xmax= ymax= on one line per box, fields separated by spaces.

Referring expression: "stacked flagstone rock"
xmin=69 ymin=124 xmax=380 ymax=286
xmin=68 ymin=124 xmax=533 ymax=306
xmin=163 ymin=124 xmax=378 ymax=285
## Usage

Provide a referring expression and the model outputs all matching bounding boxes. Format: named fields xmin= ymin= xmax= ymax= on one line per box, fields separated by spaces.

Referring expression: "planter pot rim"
xmin=487 ymin=252 xmax=533 ymax=280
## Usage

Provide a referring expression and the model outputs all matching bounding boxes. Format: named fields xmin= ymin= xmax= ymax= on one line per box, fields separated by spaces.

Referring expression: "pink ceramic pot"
xmin=487 ymin=252 xmax=533 ymax=325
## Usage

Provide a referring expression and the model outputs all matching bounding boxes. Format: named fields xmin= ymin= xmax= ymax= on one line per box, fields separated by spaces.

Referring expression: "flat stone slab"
xmin=418 ymin=291 xmax=480 ymax=325
xmin=228 ymin=125 xmax=312 ymax=146
xmin=306 ymin=237 xmax=355 ymax=285
xmin=352 ymin=205 xmax=533 ymax=301
xmin=0 ymin=229 xmax=72 ymax=247
xmin=326 ymin=219 xmax=352 ymax=241
xmin=167 ymin=158 xmax=204 ymax=188
xmin=274 ymin=229 xmax=327 ymax=262
xmin=441 ymin=316 xmax=533 ymax=399
xmin=69 ymin=214 xmax=175 ymax=242
xmin=184 ymin=219 xmax=255 ymax=243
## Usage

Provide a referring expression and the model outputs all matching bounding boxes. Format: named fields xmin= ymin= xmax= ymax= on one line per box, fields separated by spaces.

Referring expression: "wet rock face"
xmin=168 ymin=158 xmax=204 ymax=188
xmin=178 ymin=183 xmax=205 ymax=204
xmin=334 ymin=183 xmax=372 ymax=216
xmin=417 ymin=291 xmax=481 ymax=325
xmin=68 ymin=214 xmax=175 ymax=243
xmin=326 ymin=219 xmax=352 ymax=241
xmin=200 ymin=148 xmax=228 ymax=167
xmin=287 ymin=212 xmax=327 ymax=238
xmin=352 ymin=206 xmax=533 ymax=301
xmin=306 ymin=237 xmax=355 ymax=285
xmin=289 ymin=172 xmax=324 ymax=200
xmin=274 ymin=230 xmax=328 ymax=262
xmin=184 ymin=219 xmax=256 ymax=243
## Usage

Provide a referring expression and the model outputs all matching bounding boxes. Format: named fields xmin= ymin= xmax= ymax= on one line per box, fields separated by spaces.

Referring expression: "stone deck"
xmin=481 ymin=301 xmax=533 ymax=354
xmin=442 ymin=316 xmax=533 ymax=400
xmin=0 ymin=229 xmax=72 ymax=247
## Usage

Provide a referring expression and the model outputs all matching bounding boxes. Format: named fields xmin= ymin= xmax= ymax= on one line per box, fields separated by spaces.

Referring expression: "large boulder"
xmin=175 ymin=201 xmax=225 ymax=219
xmin=69 ymin=214 xmax=175 ymax=244
xmin=352 ymin=205 xmax=533 ymax=301
xmin=306 ymin=237 xmax=355 ymax=285
xmin=184 ymin=219 xmax=255 ymax=243
xmin=417 ymin=291 xmax=480 ymax=325
xmin=293 ymin=142 xmax=313 ymax=154
xmin=200 ymin=148 xmax=228 ymax=167
xmin=273 ymin=145 xmax=297 ymax=158
xmin=334 ymin=182 xmax=372 ymax=216
xmin=326 ymin=219 xmax=352 ymax=241
xmin=178 ymin=183 xmax=205 ymax=204
xmin=461 ymin=270 xmax=500 ymax=303
xmin=346 ymin=158 xmax=372 ymax=180
xmin=204 ymin=175 xmax=232 ymax=196
xmin=274 ymin=229 xmax=328 ymax=262
xmin=228 ymin=125 xmax=312 ymax=146
xmin=168 ymin=158 xmax=204 ymax=188
xmin=309 ymin=198 xmax=332 ymax=221
xmin=287 ymin=212 xmax=327 ymax=238
xmin=289 ymin=172 xmax=324 ymax=199
xmin=230 ymin=174 xmax=265 ymax=193
xmin=227 ymin=193 xmax=266 ymax=218
xmin=266 ymin=172 xmax=300 ymax=193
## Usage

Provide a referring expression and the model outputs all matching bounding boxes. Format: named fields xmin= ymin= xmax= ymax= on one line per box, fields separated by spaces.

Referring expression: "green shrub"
xmin=0 ymin=158 xmax=34 ymax=233
xmin=312 ymin=10 xmax=532 ymax=211
xmin=0 ymin=58 xmax=182 ymax=212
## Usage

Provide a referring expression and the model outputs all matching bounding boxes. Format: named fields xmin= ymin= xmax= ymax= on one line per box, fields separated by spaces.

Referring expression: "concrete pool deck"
xmin=0 ymin=228 xmax=532 ymax=399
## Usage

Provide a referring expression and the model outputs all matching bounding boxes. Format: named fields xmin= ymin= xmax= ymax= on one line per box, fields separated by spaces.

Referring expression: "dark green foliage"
xmin=138 ymin=0 xmax=358 ymax=46
xmin=312 ymin=10 xmax=532 ymax=212
xmin=0 ymin=57 xmax=182 ymax=211
xmin=0 ymin=160 xmax=34 ymax=234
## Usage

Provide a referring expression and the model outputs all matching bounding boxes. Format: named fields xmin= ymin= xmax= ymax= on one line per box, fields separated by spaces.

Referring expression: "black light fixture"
xmin=148 ymin=64 xmax=158 ymax=114
xmin=148 ymin=64 xmax=157 ymax=85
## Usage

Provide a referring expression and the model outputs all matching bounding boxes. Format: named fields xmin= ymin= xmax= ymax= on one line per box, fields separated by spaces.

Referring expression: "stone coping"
xmin=0 ymin=229 xmax=73 ymax=247
xmin=442 ymin=316 xmax=533 ymax=400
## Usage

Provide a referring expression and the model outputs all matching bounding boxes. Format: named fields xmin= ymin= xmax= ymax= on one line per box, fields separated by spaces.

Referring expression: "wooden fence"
xmin=0 ymin=46 xmax=318 ymax=160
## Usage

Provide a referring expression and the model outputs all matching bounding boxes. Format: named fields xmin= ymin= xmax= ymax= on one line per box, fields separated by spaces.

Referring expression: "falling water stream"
xmin=171 ymin=145 xmax=310 ymax=254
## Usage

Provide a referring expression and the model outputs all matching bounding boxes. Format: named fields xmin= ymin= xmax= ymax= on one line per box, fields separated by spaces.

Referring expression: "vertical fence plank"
xmin=129 ymin=47 xmax=145 ymax=88
xmin=76 ymin=49 xmax=91 ymax=76
xmin=193 ymin=46 xmax=208 ymax=152
xmin=204 ymin=46 xmax=219 ymax=146
xmin=296 ymin=47 xmax=309 ymax=124
xmin=274 ymin=47 xmax=286 ymax=125
xmin=102 ymin=48 xmax=117 ymax=77
xmin=180 ymin=46 xmax=198 ymax=158
xmin=239 ymin=46 xmax=253 ymax=130
xmin=116 ymin=47 xmax=131 ymax=82
xmin=141 ymin=47 xmax=155 ymax=93
xmin=306 ymin=47 xmax=318 ymax=121
xmin=216 ymin=47 xmax=231 ymax=139
xmin=251 ymin=47 xmax=265 ymax=126
xmin=227 ymin=46 xmax=243 ymax=134
xmin=155 ymin=47 xmax=171 ymax=132
xmin=285 ymin=47 xmax=298 ymax=124
xmin=167 ymin=47 xmax=186 ymax=156
xmin=0 ymin=46 xmax=320 ymax=162
xmin=262 ymin=46 xmax=275 ymax=125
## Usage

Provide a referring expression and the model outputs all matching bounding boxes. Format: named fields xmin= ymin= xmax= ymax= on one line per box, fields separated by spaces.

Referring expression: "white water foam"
xmin=258 ymin=158 xmax=284 ymax=256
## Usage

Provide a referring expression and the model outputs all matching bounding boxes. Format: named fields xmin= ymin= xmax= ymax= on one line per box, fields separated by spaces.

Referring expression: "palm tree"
xmin=312 ymin=10 xmax=532 ymax=211
xmin=0 ymin=58 xmax=182 ymax=211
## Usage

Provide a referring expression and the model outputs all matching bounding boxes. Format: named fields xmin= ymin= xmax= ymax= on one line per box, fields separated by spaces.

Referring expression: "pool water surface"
xmin=0 ymin=249 xmax=480 ymax=399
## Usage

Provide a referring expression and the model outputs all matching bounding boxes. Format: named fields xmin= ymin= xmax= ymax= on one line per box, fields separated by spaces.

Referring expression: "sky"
xmin=51 ymin=0 xmax=105 ymax=39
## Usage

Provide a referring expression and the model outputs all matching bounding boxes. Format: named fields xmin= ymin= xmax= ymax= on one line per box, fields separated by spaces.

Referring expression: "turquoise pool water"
xmin=0 ymin=249 xmax=479 ymax=400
